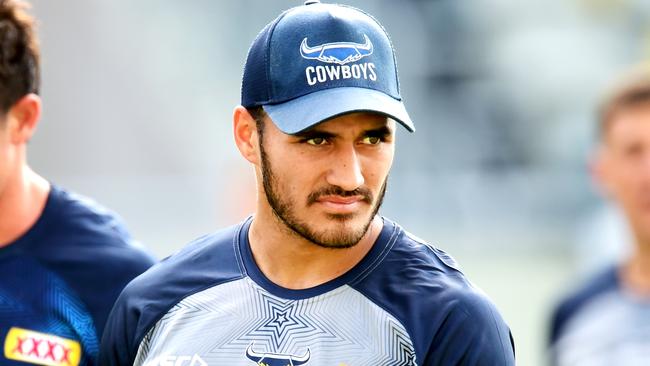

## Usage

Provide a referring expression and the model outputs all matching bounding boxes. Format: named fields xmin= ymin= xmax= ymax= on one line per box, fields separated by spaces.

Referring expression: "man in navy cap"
xmin=100 ymin=1 xmax=515 ymax=365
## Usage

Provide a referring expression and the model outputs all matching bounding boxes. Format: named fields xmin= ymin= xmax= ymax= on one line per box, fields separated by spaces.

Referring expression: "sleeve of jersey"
xmin=423 ymin=292 xmax=516 ymax=366
xmin=99 ymin=283 xmax=151 ymax=366
xmin=98 ymin=226 xmax=245 ymax=365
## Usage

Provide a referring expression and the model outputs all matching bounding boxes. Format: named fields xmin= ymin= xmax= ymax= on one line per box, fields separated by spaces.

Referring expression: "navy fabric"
xmin=100 ymin=217 xmax=515 ymax=365
xmin=240 ymin=2 xmax=415 ymax=134
xmin=266 ymin=4 xmax=399 ymax=103
xmin=349 ymin=227 xmax=515 ymax=365
xmin=0 ymin=185 xmax=156 ymax=365
xmin=549 ymin=265 xmax=618 ymax=346
xmin=548 ymin=265 xmax=619 ymax=360
xmin=99 ymin=224 xmax=246 ymax=366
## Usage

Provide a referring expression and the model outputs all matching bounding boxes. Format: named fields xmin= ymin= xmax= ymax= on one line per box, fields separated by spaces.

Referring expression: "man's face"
xmin=257 ymin=112 xmax=395 ymax=248
xmin=598 ymin=101 xmax=650 ymax=239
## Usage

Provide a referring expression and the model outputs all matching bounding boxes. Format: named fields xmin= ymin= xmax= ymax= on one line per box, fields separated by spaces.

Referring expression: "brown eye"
xmin=306 ymin=137 xmax=327 ymax=145
xmin=362 ymin=136 xmax=381 ymax=145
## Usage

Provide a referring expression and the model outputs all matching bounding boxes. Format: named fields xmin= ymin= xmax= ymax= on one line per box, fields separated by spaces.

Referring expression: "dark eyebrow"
xmin=364 ymin=125 xmax=393 ymax=137
xmin=293 ymin=129 xmax=338 ymax=140
xmin=292 ymin=124 xmax=393 ymax=139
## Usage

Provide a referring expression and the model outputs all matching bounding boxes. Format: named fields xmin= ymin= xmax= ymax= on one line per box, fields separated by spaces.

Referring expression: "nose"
xmin=326 ymin=144 xmax=365 ymax=191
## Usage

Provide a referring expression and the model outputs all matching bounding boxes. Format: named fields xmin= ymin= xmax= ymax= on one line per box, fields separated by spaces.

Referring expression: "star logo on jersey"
xmin=255 ymin=296 xmax=311 ymax=349
xmin=264 ymin=309 xmax=297 ymax=337
xmin=3 ymin=327 xmax=81 ymax=366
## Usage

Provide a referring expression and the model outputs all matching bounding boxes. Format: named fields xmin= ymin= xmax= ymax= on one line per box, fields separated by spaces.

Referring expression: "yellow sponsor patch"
xmin=4 ymin=327 xmax=81 ymax=366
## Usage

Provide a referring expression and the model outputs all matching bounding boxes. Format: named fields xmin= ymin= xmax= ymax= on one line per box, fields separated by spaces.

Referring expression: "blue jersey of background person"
xmin=0 ymin=186 xmax=155 ymax=366
xmin=0 ymin=0 xmax=156 ymax=364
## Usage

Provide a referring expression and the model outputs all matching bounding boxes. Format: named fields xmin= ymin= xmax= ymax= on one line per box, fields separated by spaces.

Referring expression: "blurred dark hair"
xmin=599 ymin=65 xmax=650 ymax=140
xmin=0 ymin=0 xmax=39 ymax=115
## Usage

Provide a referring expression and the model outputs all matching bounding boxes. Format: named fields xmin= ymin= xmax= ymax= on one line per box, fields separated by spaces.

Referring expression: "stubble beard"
xmin=258 ymin=139 xmax=387 ymax=249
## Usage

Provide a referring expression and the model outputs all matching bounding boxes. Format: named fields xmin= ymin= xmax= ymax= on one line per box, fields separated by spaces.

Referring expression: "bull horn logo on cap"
xmin=300 ymin=34 xmax=373 ymax=65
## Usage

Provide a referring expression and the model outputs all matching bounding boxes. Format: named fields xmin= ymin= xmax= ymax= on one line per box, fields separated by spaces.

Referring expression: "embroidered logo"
xmin=300 ymin=35 xmax=377 ymax=86
xmin=300 ymin=34 xmax=373 ymax=65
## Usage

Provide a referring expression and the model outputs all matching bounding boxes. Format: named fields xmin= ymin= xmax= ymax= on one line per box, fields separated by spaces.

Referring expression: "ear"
xmin=7 ymin=93 xmax=41 ymax=144
xmin=233 ymin=105 xmax=260 ymax=165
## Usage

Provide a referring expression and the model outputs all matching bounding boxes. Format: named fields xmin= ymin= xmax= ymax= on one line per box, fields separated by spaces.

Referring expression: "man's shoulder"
xmin=115 ymin=221 xmax=247 ymax=323
xmin=549 ymin=264 xmax=619 ymax=345
xmin=364 ymin=221 xmax=468 ymax=291
xmin=392 ymin=230 xmax=506 ymax=326
xmin=126 ymin=222 xmax=246 ymax=294
xmin=353 ymin=220 xmax=515 ymax=364
xmin=39 ymin=185 xmax=155 ymax=267
xmin=100 ymin=222 xmax=248 ymax=364
xmin=46 ymin=185 xmax=134 ymax=246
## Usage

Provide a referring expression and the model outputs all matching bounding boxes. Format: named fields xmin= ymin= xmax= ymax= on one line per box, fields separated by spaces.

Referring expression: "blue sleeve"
xmin=350 ymin=226 xmax=516 ymax=365
xmin=100 ymin=225 xmax=246 ymax=365
xmin=546 ymin=266 xmax=618 ymax=365
xmin=423 ymin=292 xmax=516 ymax=365
xmin=99 ymin=282 xmax=148 ymax=366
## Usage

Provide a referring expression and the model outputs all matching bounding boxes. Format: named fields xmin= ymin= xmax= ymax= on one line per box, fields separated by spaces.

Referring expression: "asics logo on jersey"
xmin=300 ymin=35 xmax=377 ymax=86
xmin=3 ymin=327 xmax=81 ymax=366
xmin=144 ymin=354 xmax=207 ymax=366
xmin=245 ymin=343 xmax=311 ymax=366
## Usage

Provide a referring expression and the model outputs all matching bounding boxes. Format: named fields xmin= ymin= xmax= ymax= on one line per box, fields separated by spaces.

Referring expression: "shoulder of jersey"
xmin=44 ymin=186 xmax=156 ymax=264
xmin=50 ymin=186 xmax=134 ymax=245
xmin=356 ymin=221 xmax=515 ymax=364
xmin=119 ymin=221 xmax=245 ymax=308
xmin=549 ymin=264 xmax=619 ymax=344
xmin=360 ymin=221 xmax=490 ymax=313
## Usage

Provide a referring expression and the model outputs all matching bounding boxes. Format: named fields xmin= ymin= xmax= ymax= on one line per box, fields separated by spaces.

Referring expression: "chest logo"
xmin=245 ymin=343 xmax=310 ymax=366
xmin=3 ymin=327 xmax=81 ymax=366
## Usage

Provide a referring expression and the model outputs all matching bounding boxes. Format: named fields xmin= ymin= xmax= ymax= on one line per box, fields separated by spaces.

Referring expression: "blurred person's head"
xmin=232 ymin=1 xmax=414 ymax=248
xmin=594 ymin=65 xmax=650 ymax=244
xmin=0 ymin=0 xmax=41 ymax=196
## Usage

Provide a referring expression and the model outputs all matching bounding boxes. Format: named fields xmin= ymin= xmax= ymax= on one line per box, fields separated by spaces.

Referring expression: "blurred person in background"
xmin=100 ymin=1 xmax=515 ymax=365
xmin=0 ymin=0 xmax=156 ymax=365
xmin=549 ymin=65 xmax=650 ymax=365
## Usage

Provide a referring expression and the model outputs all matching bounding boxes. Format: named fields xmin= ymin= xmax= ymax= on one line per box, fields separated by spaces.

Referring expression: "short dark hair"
xmin=0 ymin=0 xmax=39 ymax=115
xmin=599 ymin=65 xmax=650 ymax=140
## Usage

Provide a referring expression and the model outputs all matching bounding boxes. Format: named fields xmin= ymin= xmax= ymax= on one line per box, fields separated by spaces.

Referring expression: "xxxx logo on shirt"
xmin=3 ymin=327 xmax=81 ymax=366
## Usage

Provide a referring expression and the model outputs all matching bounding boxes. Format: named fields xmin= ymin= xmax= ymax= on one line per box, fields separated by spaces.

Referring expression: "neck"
xmin=0 ymin=166 xmax=49 ymax=246
xmin=248 ymin=206 xmax=383 ymax=290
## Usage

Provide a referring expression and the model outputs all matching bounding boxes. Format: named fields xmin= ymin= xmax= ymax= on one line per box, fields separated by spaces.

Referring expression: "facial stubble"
xmin=258 ymin=130 xmax=387 ymax=249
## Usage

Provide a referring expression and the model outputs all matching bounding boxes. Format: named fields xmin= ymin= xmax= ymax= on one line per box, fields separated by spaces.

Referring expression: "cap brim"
xmin=263 ymin=87 xmax=415 ymax=134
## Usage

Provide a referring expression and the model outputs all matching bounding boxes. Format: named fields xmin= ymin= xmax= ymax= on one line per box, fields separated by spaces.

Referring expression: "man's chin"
xmin=324 ymin=213 xmax=356 ymax=222
xmin=303 ymin=217 xmax=375 ymax=249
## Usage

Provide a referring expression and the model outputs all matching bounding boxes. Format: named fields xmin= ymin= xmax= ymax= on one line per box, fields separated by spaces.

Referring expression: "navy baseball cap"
xmin=241 ymin=0 xmax=415 ymax=134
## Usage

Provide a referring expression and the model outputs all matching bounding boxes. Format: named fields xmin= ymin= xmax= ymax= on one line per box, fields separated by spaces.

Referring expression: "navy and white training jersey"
xmin=100 ymin=217 xmax=515 ymax=366
xmin=549 ymin=265 xmax=650 ymax=366
xmin=0 ymin=185 xmax=156 ymax=366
